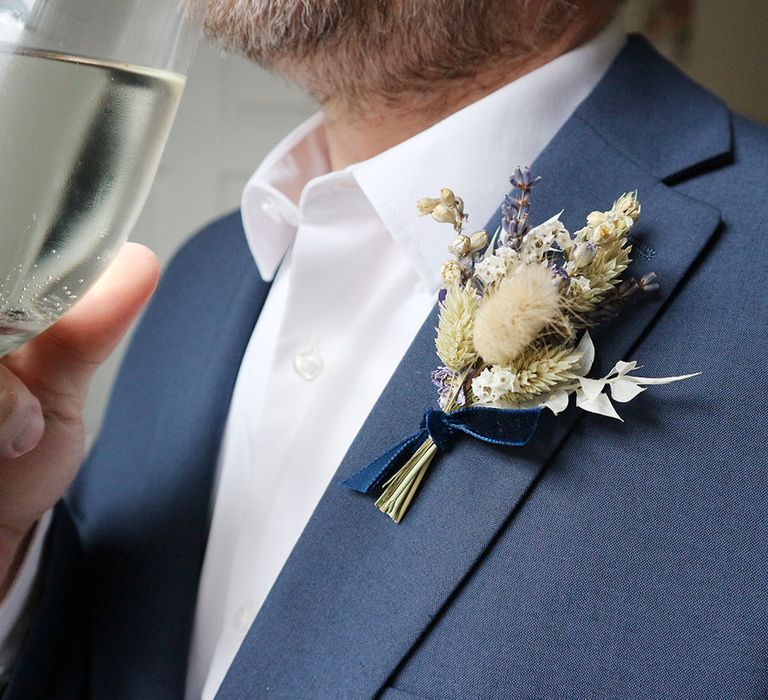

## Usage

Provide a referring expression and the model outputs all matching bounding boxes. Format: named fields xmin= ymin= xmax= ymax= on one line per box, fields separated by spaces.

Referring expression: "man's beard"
xmin=204 ymin=0 xmax=577 ymax=106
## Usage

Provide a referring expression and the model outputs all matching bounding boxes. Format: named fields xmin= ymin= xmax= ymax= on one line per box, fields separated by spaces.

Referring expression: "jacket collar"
xmin=216 ymin=35 xmax=729 ymax=698
xmin=575 ymin=34 xmax=731 ymax=184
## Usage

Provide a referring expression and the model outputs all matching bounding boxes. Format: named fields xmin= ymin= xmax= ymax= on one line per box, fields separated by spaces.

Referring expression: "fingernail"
xmin=11 ymin=409 xmax=44 ymax=457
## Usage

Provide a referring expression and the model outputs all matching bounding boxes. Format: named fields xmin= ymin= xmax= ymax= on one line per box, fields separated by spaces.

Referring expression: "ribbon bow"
xmin=342 ymin=405 xmax=541 ymax=521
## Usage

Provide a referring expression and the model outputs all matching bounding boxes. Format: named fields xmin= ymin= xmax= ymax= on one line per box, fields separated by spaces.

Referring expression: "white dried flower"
xmin=567 ymin=275 xmax=592 ymax=296
xmin=440 ymin=260 xmax=463 ymax=286
xmin=495 ymin=245 xmax=520 ymax=263
xmin=475 ymin=255 xmax=507 ymax=286
xmin=589 ymin=220 xmax=616 ymax=245
xmin=471 ymin=366 xmax=518 ymax=405
xmin=519 ymin=214 xmax=567 ymax=261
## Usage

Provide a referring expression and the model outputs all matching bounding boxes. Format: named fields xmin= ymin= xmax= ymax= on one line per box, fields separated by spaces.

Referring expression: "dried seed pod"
xmin=570 ymin=241 xmax=597 ymax=268
xmin=440 ymin=188 xmax=457 ymax=206
xmin=416 ymin=197 xmax=441 ymax=216
xmin=449 ymin=235 xmax=472 ymax=258
xmin=431 ymin=203 xmax=458 ymax=225
xmin=468 ymin=230 xmax=488 ymax=253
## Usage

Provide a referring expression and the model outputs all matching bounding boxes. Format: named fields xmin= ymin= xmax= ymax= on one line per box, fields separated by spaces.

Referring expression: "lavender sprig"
xmin=431 ymin=366 xmax=467 ymax=410
xmin=500 ymin=167 xmax=542 ymax=250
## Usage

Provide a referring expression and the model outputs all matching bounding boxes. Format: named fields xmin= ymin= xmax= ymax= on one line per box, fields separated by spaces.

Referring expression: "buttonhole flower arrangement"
xmin=371 ymin=168 xmax=697 ymax=522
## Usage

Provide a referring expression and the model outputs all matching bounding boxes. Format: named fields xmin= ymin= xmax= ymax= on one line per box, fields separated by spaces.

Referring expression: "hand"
xmin=0 ymin=243 xmax=159 ymax=598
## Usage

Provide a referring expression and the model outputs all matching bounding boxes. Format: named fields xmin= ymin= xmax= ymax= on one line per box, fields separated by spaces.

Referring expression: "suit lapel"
xmin=217 ymin=37 xmax=729 ymax=699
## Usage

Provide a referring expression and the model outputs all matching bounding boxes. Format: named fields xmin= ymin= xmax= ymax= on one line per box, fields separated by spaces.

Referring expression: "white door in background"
xmin=83 ymin=43 xmax=316 ymax=442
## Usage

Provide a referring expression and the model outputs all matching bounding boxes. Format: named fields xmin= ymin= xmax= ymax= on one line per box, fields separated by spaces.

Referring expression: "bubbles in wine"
xmin=0 ymin=49 xmax=185 ymax=355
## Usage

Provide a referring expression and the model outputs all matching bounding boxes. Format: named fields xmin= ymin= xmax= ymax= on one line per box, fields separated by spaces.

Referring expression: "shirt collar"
xmin=240 ymin=112 xmax=329 ymax=279
xmin=242 ymin=17 xmax=626 ymax=288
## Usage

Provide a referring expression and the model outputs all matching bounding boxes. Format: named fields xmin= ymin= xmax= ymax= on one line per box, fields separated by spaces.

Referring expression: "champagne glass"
xmin=0 ymin=0 xmax=206 ymax=355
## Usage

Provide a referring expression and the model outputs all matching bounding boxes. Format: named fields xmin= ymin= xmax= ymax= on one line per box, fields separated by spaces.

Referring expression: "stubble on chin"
xmin=204 ymin=0 xmax=582 ymax=107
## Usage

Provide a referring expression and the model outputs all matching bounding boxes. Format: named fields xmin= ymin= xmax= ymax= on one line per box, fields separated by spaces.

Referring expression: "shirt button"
xmin=294 ymin=350 xmax=323 ymax=380
xmin=234 ymin=604 xmax=255 ymax=634
xmin=260 ymin=197 xmax=284 ymax=223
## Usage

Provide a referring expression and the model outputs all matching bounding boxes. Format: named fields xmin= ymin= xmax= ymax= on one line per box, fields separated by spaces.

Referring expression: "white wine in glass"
xmin=0 ymin=0 xmax=205 ymax=356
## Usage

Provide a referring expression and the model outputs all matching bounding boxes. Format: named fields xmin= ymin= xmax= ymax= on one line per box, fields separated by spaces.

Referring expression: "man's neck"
xmin=322 ymin=12 xmax=617 ymax=171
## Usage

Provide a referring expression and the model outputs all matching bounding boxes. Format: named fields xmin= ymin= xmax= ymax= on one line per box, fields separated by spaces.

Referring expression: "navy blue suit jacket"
xmin=7 ymin=36 xmax=768 ymax=699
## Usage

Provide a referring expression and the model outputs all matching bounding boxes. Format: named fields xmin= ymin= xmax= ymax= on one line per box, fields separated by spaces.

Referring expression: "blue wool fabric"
xmin=6 ymin=36 xmax=768 ymax=699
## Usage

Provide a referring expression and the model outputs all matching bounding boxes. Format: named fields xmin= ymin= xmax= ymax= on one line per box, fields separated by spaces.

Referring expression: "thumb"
xmin=13 ymin=243 xmax=160 ymax=396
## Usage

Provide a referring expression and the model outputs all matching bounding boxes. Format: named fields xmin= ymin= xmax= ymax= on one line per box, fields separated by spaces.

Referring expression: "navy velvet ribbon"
xmin=342 ymin=406 xmax=542 ymax=495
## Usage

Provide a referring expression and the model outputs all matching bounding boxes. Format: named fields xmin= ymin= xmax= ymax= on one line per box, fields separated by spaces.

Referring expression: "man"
xmin=1 ymin=0 xmax=767 ymax=697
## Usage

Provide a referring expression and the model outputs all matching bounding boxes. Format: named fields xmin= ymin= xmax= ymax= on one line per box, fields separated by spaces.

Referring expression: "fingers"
xmin=0 ymin=364 xmax=44 ymax=459
xmin=18 ymin=243 xmax=160 ymax=395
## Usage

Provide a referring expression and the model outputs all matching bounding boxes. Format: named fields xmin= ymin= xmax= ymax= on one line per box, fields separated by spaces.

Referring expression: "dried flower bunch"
xmin=372 ymin=168 xmax=696 ymax=522
xmin=421 ymin=167 xmax=669 ymax=417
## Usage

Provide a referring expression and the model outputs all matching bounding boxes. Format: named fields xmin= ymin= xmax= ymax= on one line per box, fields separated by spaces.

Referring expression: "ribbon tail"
xmin=341 ymin=429 xmax=428 ymax=494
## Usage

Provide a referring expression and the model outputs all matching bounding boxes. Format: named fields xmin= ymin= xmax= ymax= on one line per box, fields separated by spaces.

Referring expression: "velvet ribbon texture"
xmin=342 ymin=406 xmax=542 ymax=495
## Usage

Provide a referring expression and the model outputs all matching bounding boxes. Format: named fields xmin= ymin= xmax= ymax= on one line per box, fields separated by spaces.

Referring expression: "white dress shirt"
xmin=0 ymin=19 xmax=625 ymax=697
